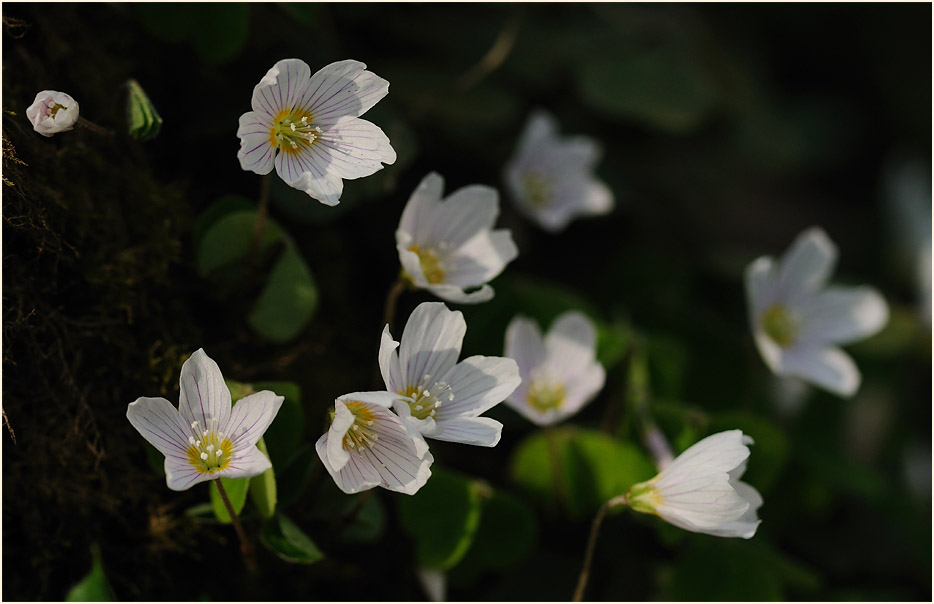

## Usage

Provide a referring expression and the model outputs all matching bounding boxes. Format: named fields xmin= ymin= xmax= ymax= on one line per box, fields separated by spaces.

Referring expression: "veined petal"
xmin=444 ymin=229 xmax=518 ymax=288
xmin=436 ymin=355 xmax=521 ymax=419
xmin=702 ymin=480 xmax=762 ymax=538
xmin=274 ymin=148 xmax=345 ymax=206
xmin=505 ymin=316 xmax=546 ymax=395
xmin=424 ymin=283 xmax=495 ymax=304
xmin=315 ymin=433 xmax=382 ymax=494
xmin=428 ymin=185 xmax=500 ymax=249
xmin=798 ymin=285 xmax=889 ymax=345
xmin=777 ymin=226 xmax=838 ymax=302
xmin=252 ymin=58 xmax=311 ymax=119
xmin=237 ymin=112 xmax=276 ymax=175
xmin=399 ymin=172 xmax=446 ymax=243
xmin=299 ymin=59 xmax=390 ymax=125
xmin=360 ymin=405 xmax=434 ymax=494
xmin=164 ymin=456 xmax=213 ymax=491
xmin=393 ymin=399 xmax=441 ymax=437
xmin=326 ymin=399 xmax=356 ymax=471
xmin=398 ymin=243 xmax=429 ymax=287
xmin=313 ymin=117 xmax=396 ymax=180
xmin=654 ymin=474 xmax=750 ymax=529
xmin=431 ymin=416 xmax=503 ymax=447
xmin=220 ymin=444 xmax=272 ymax=479
xmin=544 ymin=311 xmax=599 ymax=381
xmin=378 ymin=325 xmax=403 ymax=393
xmin=178 ymin=349 xmax=231 ymax=432
xmin=225 ymin=390 xmax=284 ymax=451
xmin=780 ymin=345 xmax=860 ymax=397
xmin=126 ymin=396 xmax=192 ymax=459
xmin=657 ymin=430 xmax=751 ymax=486
xmin=398 ymin=302 xmax=466 ymax=391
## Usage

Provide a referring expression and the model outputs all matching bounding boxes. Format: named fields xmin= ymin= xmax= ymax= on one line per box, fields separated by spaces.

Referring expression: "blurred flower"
xmin=237 ymin=58 xmax=396 ymax=206
xmin=380 ymin=302 xmax=521 ymax=446
xmin=503 ymin=311 xmax=605 ymax=426
xmin=503 ymin=110 xmax=613 ymax=232
xmin=26 ymin=90 xmax=79 ymax=137
xmin=627 ymin=430 xmax=762 ymax=539
xmin=126 ymin=349 xmax=283 ymax=491
xmin=884 ymin=159 xmax=931 ymax=326
xmin=397 ymin=172 xmax=518 ymax=304
xmin=315 ymin=391 xmax=432 ymax=495
xmin=745 ymin=226 xmax=889 ymax=397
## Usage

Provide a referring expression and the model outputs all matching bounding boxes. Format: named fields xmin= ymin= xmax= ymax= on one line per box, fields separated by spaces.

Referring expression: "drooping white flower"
xmin=397 ymin=172 xmax=518 ymax=304
xmin=627 ymin=430 xmax=762 ymax=539
xmin=26 ymin=90 xmax=79 ymax=137
xmin=745 ymin=226 xmax=889 ymax=398
xmin=503 ymin=110 xmax=613 ymax=233
xmin=315 ymin=391 xmax=432 ymax=495
xmin=379 ymin=302 xmax=521 ymax=447
xmin=503 ymin=311 xmax=606 ymax=426
xmin=126 ymin=349 xmax=283 ymax=491
xmin=237 ymin=58 xmax=396 ymax=206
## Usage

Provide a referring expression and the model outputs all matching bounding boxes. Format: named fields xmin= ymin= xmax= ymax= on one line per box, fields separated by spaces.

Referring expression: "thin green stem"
xmin=382 ymin=277 xmax=406 ymax=332
xmin=214 ymin=478 xmax=258 ymax=574
xmin=572 ymin=495 xmax=627 ymax=602
xmin=248 ymin=174 xmax=272 ymax=269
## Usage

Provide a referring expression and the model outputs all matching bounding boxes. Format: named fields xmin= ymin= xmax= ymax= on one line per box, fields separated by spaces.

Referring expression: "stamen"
xmin=290 ymin=140 xmax=298 ymax=149
xmin=301 ymin=116 xmax=308 ymax=125
xmin=290 ymin=123 xmax=296 ymax=131
xmin=200 ymin=452 xmax=208 ymax=460
xmin=188 ymin=436 xmax=196 ymax=445
xmin=191 ymin=421 xmax=199 ymax=429
xmin=206 ymin=444 xmax=214 ymax=452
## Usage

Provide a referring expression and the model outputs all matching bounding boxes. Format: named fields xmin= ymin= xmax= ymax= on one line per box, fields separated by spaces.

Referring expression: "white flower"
xmin=504 ymin=110 xmax=613 ymax=232
xmin=26 ymin=90 xmax=79 ymax=137
xmin=397 ymin=172 xmax=518 ymax=304
xmin=627 ymin=430 xmax=762 ymax=539
xmin=379 ymin=302 xmax=521 ymax=447
xmin=126 ymin=349 xmax=283 ymax=491
xmin=745 ymin=226 xmax=889 ymax=398
xmin=315 ymin=391 xmax=433 ymax=495
xmin=237 ymin=58 xmax=396 ymax=206
xmin=503 ymin=311 xmax=606 ymax=426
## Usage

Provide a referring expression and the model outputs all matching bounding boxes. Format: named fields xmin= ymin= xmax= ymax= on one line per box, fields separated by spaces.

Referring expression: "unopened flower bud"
xmin=26 ymin=90 xmax=79 ymax=137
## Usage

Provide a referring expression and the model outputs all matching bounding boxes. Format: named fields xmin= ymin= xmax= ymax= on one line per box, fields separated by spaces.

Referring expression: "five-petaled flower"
xmin=380 ymin=302 xmax=521 ymax=446
xmin=397 ymin=172 xmax=519 ymax=304
xmin=237 ymin=58 xmax=397 ymax=206
xmin=316 ymin=391 xmax=433 ymax=495
xmin=627 ymin=430 xmax=762 ymax=539
xmin=127 ymin=349 xmax=283 ymax=491
xmin=503 ymin=311 xmax=605 ymax=426
xmin=26 ymin=90 xmax=79 ymax=137
xmin=504 ymin=110 xmax=613 ymax=232
xmin=745 ymin=226 xmax=889 ymax=397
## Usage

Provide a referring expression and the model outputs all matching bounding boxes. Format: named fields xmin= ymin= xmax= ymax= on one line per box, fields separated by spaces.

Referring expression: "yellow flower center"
xmin=49 ymin=103 xmax=68 ymax=118
xmin=760 ymin=303 xmax=798 ymax=348
xmin=408 ymin=245 xmax=446 ymax=284
xmin=185 ymin=418 xmax=233 ymax=474
xmin=270 ymin=108 xmax=320 ymax=155
xmin=526 ymin=379 xmax=566 ymax=413
xmin=401 ymin=374 xmax=454 ymax=420
xmin=521 ymin=171 xmax=551 ymax=207
xmin=340 ymin=402 xmax=380 ymax=452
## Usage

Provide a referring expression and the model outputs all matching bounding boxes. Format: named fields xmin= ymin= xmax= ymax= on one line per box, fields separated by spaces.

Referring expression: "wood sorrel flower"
xmin=379 ymin=302 xmax=521 ymax=446
xmin=745 ymin=226 xmax=889 ymax=397
xmin=627 ymin=430 xmax=762 ymax=539
xmin=504 ymin=110 xmax=613 ymax=232
xmin=237 ymin=58 xmax=396 ymax=206
xmin=126 ymin=349 xmax=283 ymax=491
xmin=396 ymin=172 xmax=518 ymax=304
xmin=316 ymin=391 xmax=433 ymax=495
xmin=503 ymin=311 xmax=605 ymax=426
xmin=26 ymin=90 xmax=79 ymax=137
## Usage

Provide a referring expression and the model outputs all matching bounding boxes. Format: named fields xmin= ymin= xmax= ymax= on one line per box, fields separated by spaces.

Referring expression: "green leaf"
xmin=246 ymin=246 xmax=318 ymax=343
xmin=193 ymin=195 xmax=255 ymax=253
xmin=260 ymin=512 xmax=324 ymax=564
xmin=251 ymin=381 xmax=303 ymax=466
xmin=195 ymin=210 xmax=283 ymax=278
xmin=210 ymin=476 xmax=250 ymax=524
xmin=595 ymin=318 xmax=631 ymax=371
xmin=276 ymin=443 xmax=318 ymax=508
xmin=250 ymin=437 xmax=277 ymax=519
xmin=189 ymin=4 xmax=250 ymax=64
xmin=66 ymin=545 xmax=113 ymax=601
xmin=663 ymin=538 xmax=784 ymax=600
xmin=397 ymin=466 xmax=490 ymax=570
xmin=340 ymin=492 xmax=386 ymax=543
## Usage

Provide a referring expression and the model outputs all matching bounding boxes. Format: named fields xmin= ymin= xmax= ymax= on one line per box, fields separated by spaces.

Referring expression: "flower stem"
xmin=572 ymin=495 xmax=627 ymax=602
xmin=544 ymin=425 xmax=570 ymax=514
xmin=248 ymin=174 xmax=272 ymax=269
xmin=214 ymin=478 xmax=258 ymax=574
xmin=382 ymin=277 xmax=406 ymax=332
xmin=75 ymin=116 xmax=113 ymax=137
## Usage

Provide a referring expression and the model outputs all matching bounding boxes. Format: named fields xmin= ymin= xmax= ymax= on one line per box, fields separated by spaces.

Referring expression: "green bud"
xmin=126 ymin=79 xmax=163 ymax=141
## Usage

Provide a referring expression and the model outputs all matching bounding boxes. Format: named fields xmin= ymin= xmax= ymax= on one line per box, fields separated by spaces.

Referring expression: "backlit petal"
xmin=398 ymin=302 xmax=466 ymax=390
xmin=299 ymin=60 xmax=390 ymax=125
xmin=178 ymin=349 xmax=231 ymax=432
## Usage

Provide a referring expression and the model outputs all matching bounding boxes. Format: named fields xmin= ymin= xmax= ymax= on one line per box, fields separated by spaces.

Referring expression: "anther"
xmin=415 ymin=405 xmax=423 ymax=411
xmin=196 ymin=440 xmax=201 ymax=447
xmin=301 ymin=116 xmax=308 ymax=125
xmin=290 ymin=123 xmax=296 ymax=131
xmin=353 ymin=425 xmax=360 ymax=431
xmin=290 ymin=140 xmax=298 ymax=149
xmin=200 ymin=452 xmax=208 ymax=460
xmin=206 ymin=444 xmax=214 ymax=452
xmin=188 ymin=436 xmax=196 ymax=445
xmin=191 ymin=421 xmax=199 ymax=429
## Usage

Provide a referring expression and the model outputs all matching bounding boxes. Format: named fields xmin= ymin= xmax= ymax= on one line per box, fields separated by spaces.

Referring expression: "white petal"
xmin=745 ymin=256 xmax=778 ymax=319
xmin=702 ymin=480 xmax=763 ymax=538
xmin=393 ymin=399 xmax=441 ymax=438
xmin=224 ymin=390 xmax=284 ymax=451
xmin=798 ymin=285 xmax=889 ymax=345
xmin=251 ymin=58 xmax=311 ymax=119
xmin=657 ymin=430 xmax=751 ymax=485
xmin=378 ymin=325 xmax=403 ymax=393
xmin=780 ymin=345 xmax=860 ymax=397
xmin=777 ymin=226 xmax=838 ymax=302
xmin=436 ymin=355 xmax=521 ymax=419
xmin=236 ymin=112 xmax=276 ymax=175
xmin=397 ymin=240 xmax=429 ymax=287
xmin=178 ymin=349 xmax=231 ymax=431
xmin=164 ymin=456 xmax=212 ymax=491
xmin=315 ymin=433 xmax=382 ymax=494
xmin=429 ymin=185 xmax=500 ymax=249
xmin=424 ymin=283 xmax=495 ymax=304
xmin=504 ymin=315 xmax=546 ymax=401
xmin=430 ymin=416 xmax=503 ymax=447
xmin=220 ymin=444 xmax=272 ymax=479
xmin=313 ymin=118 xmax=396 ymax=179
xmin=517 ymin=110 xmax=558 ymax=155
xmin=399 ymin=172 xmax=445 ymax=243
xmin=555 ymin=361 xmax=606 ymax=420
xmin=274 ymin=148 xmax=344 ymax=206
xmin=299 ymin=59 xmax=390 ymax=125
xmin=544 ymin=311 xmax=599 ymax=381
xmin=417 ymin=567 xmax=447 ymax=602
xmin=582 ymin=179 xmax=614 ymax=216
xmin=654 ymin=474 xmax=750 ymax=529
xmin=363 ymin=408 xmax=434 ymax=494
xmin=398 ymin=302 xmax=466 ymax=390
xmin=126 ymin=396 xmax=192 ymax=459
xmin=443 ymin=229 xmax=518 ymax=288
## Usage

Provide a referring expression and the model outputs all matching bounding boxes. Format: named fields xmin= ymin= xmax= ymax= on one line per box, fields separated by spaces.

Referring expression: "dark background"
xmin=2 ymin=3 xmax=930 ymax=601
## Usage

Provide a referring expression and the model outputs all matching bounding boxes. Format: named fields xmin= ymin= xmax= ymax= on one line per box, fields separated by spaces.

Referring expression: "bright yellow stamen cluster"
xmin=402 ymin=374 xmax=454 ymax=420
xmin=185 ymin=419 xmax=233 ymax=474
xmin=341 ymin=402 xmax=379 ymax=451
xmin=270 ymin=108 xmax=320 ymax=155
xmin=408 ymin=245 xmax=446 ymax=284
